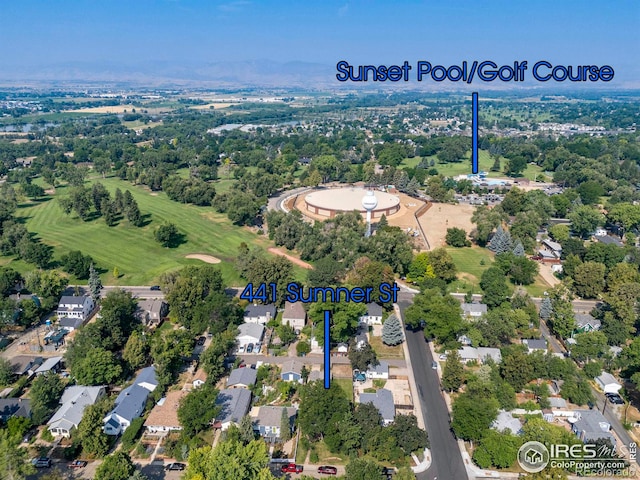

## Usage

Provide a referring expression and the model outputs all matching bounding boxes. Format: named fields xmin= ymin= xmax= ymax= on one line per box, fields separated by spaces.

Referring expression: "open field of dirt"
xmin=417 ymin=202 xmax=476 ymax=249
xmin=267 ymin=247 xmax=313 ymax=269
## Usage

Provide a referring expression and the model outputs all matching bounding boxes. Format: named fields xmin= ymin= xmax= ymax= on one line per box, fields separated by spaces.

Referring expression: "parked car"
xmin=317 ymin=465 xmax=338 ymax=475
xmin=281 ymin=463 xmax=304 ymax=473
xmin=196 ymin=336 xmax=206 ymax=346
xmin=431 ymin=361 xmax=438 ymax=370
xmin=238 ymin=345 xmax=245 ymax=354
xmin=606 ymin=393 xmax=624 ymax=405
xmin=68 ymin=460 xmax=88 ymax=469
xmin=150 ymin=285 xmax=161 ymax=291
xmin=32 ymin=458 xmax=51 ymax=468
xmin=165 ymin=463 xmax=186 ymax=471
xmin=438 ymin=354 xmax=447 ymax=360
xmin=246 ymin=343 xmax=254 ymax=353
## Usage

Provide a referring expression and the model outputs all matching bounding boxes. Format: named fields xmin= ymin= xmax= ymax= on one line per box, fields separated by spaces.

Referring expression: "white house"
xmin=103 ymin=366 xmax=158 ymax=435
xmin=144 ymin=390 xmax=186 ymax=435
xmin=461 ymin=303 xmax=487 ymax=319
xmin=282 ymin=301 xmax=306 ymax=332
xmin=366 ymin=361 xmax=389 ymax=380
xmin=595 ymin=371 xmax=622 ymax=395
xmin=236 ymin=323 xmax=264 ymax=348
xmin=57 ymin=295 xmax=94 ymax=326
xmin=250 ymin=405 xmax=297 ymax=442
xmin=243 ymin=304 xmax=276 ymax=325
xmin=359 ymin=303 xmax=383 ymax=325
xmin=458 ymin=346 xmax=502 ymax=364
xmin=48 ymin=386 xmax=106 ymax=437
xmin=227 ymin=367 xmax=257 ymax=389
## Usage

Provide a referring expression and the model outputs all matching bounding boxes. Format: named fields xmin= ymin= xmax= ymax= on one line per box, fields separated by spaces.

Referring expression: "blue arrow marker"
xmin=472 ymin=92 xmax=479 ymax=174
xmin=324 ymin=310 xmax=330 ymax=389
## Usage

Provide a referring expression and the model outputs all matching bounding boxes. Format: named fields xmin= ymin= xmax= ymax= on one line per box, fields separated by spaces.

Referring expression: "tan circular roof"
xmin=305 ymin=187 xmax=400 ymax=212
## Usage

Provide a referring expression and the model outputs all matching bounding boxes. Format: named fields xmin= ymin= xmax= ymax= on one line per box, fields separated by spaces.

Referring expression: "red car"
xmin=281 ymin=463 xmax=304 ymax=473
xmin=317 ymin=465 xmax=338 ymax=475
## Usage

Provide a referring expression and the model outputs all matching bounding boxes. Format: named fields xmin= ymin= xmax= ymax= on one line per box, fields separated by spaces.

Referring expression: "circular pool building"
xmin=304 ymin=187 xmax=400 ymax=219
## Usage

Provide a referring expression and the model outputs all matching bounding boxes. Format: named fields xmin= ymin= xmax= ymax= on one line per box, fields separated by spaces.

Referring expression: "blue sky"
xmin=1 ymin=0 xmax=637 ymax=82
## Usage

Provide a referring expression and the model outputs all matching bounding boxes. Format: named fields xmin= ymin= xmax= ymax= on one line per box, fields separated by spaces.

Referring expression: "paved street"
xmin=398 ymin=294 xmax=468 ymax=480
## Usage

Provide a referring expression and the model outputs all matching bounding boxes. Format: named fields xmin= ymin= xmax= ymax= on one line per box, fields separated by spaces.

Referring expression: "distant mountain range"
xmin=0 ymin=59 xmax=637 ymax=91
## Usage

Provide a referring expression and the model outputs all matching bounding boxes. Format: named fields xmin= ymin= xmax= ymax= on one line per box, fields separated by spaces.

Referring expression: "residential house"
xmin=282 ymin=302 xmax=306 ymax=332
xmin=594 ymin=228 xmax=607 ymax=237
xmin=56 ymin=295 xmax=95 ymax=326
xmin=136 ymin=299 xmax=168 ymax=328
xmin=540 ymin=239 xmax=562 ymax=259
xmin=572 ymin=409 xmax=615 ymax=445
xmin=366 ymin=361 xmax=389 ymax=380
xmin=548 ymin=397 xmax=567 ymax=409
xmin=457 ymin=346 xmax=502 ymax=364
xmin=595 ymin=371 xmax=622 ymax=395
xmin=355 ymin=329 xmax=368 ymax=350
xmin=144 ymin=390 xmax=186 ymax=434
xmin=43 ymin=330 xmax=67 ymax=351
xmin=0 ymin=398 xmax=31 ymax=422
xmin=237 ymin=323 xmax=264 ymax=348
xmin=103 ymin=366 xmax=158 ymax=435
xmin=227 ymin=367 xmax=257 ymax=389
xmin=522 ymin=339 xmax=548 ymax=354
xmin=281 ymin=359 xmax=303 ymax=383
xmin=10 ymin=356 xmax=43 ymax=377
xmin=575 ymin=313 xmax=601 ymax=333
xmin=192 ymin=369 xmax=207 ymax=388
xmin=213 ymin=388 xmax=252 ymax=430
xmin=460 ymin=303 xmax=487 ymax=319
xmin=336 ymin=343 xmax=349 ymax=356
xmin=48 ymin=386 xmax=105 ymax=437
xmin=243 ymin=304 xmax=276 ymax=325
xmin=596 ymin=235 xmax=623 ymax=247
xmin=250 ymin=405 xmax=297 ymax=442
xmin=359 ymin=303 xmax=383 ymax=325
xmin=457 ymin=334 xmax=473 ymax=346
xmin=34 ymin=356 xmax=63 ymax=376
xmin=358 ymin=389 xmax=395 ymax=426
xmin=491 ymin=410 xmax=522 ymax=434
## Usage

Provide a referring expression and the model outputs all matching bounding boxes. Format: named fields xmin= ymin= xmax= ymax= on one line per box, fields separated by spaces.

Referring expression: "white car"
xmin=238 ymin=346 xmax=245 ymax=354
xmin=438 ymin=354 xmax=447 ymax=360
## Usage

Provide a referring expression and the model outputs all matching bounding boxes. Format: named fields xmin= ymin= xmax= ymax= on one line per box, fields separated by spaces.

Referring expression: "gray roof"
xmin=112 ymin=384 xmax=150 ymax=422
xmin=10 ymin=355 xmax=42 ymax=375
xmin=367 ymin=361 xmax=389 ymax=376
xmin=244 ymin=304 xmax=276 ymax=319
xmin=227 ymin=367 xmax=257 ymax=387
xmin=59 ymin=317 xmax=83 ymax=330
xmin=359 ymin=389 xmax=395 ymax=422
xmin=0 ymin=398 xmax=30 ymax=419
xmin=283 ymin=302 xmax=306 ymax=320
xmin=135 ymin=366 xmax=158 ymax=389
xmin=523 ymin=339 xmax=548 ymax=351
xmin=548 ymin=397 xmax=567 ymax=408
xmin=34 ymin=356 xmax=63 ymax=374
xmin=281 ymin=359 xmax=302 ymax=376
xmin=48 ymin=386 xmax=104 ymax=430
xmin=575 ymin=314 xmax=601 ymax=330
xmin=461 ymin=303 xmax=488 ymax=315
xmin=491 ymin=410 xmax=522 ymax=433
xmin=542 ymin=239 xmax=562 ymax=252
xmin=58 ymin=295 xmax=89 ymax=306
xmin=573 ymin=409 xmax=615 ymax=444
xmin=595 ymin=371 xmax=620 ymax=388
xmin=596 ymin=235 xmax=623 ymax=247
xmin=251 ymin=406 xmax=296 ymax=429
xmin=365 ymin=303 xmax=383 ymax=317
xmin=215 ymin=388 xmax=252 ymax=426
xmin=477 ymin=347 xmax=502 ymax=363
xmin=238 ymin=323 xmax=265 ymax=340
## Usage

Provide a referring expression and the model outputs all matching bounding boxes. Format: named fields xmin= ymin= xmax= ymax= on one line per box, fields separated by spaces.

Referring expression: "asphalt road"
xmin=398 ymin=296 xmax=468 ymax=480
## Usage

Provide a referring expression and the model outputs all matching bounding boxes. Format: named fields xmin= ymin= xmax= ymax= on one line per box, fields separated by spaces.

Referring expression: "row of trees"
xmin=59 ymin=183 xmax=143 ymax=227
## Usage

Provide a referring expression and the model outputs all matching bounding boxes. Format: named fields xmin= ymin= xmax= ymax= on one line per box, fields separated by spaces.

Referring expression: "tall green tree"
xmin=442 ymin=350 xmax=464 ymax=392
xmin=184 ymin=440 xmax=276 ymax=480
xmin=88 ymin=263 xmax=102 ymax=302
xmin=95 ymin=452 xmax=135 ymax=480
xmin=30 ymin=372 xmax=64 ymax=424
xmin=381 ymin=314 xmax=403 ymax=346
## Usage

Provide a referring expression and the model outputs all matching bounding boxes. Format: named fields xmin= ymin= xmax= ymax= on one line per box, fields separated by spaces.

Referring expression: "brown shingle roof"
xmin=144 ymin=390 xmax=186 ymax=429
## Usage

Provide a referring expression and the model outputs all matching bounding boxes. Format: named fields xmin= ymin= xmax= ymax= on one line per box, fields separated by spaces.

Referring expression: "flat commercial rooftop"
xmin=305 ymin=187 xmax=400 ymax=213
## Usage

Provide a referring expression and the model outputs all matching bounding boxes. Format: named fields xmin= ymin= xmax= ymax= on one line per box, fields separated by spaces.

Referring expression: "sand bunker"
xmin=185 ymin=254 xmax=221 ymax=264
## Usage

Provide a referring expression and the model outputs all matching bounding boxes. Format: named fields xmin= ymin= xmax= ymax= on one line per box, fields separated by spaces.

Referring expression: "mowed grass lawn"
xmin=400 ymin=150 xmax=546 ymax=181
xmin=447 ymin=246 xmax=552 ymax=296
xmin=10 ymin=177 xmax=291 ymax=285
